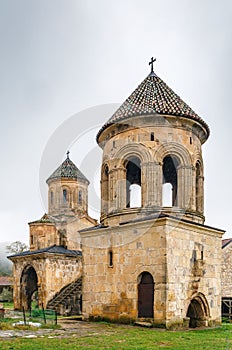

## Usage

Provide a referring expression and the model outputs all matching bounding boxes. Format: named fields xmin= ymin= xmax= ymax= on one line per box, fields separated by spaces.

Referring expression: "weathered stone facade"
xmin=9 ymin=154 xmax=96 ymax=314
xmin=81 ymin=216 xmax=223 ymax=328
xmin=80 ymin=66 xmax=224 ymax=328
xmin=9 ymin=63 xmax=224 ymax=327
xmin=10 ymin=249 xmax=82 ymax=310
xmin=221 ymin=239 xmax=232 ymax=298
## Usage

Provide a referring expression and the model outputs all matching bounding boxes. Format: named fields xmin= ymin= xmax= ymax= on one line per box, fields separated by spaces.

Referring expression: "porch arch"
xmin=20 ymin=265 xmax=38 ymax=310
xmin=186 ymin=293 xmax=210 ymax=328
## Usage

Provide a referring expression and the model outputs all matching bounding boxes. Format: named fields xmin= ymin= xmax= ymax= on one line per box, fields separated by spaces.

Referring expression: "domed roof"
xmin=46 ymin=153 xmax=89 ymax=184
xmin=97 ymin=67 xmax=209 ymax=142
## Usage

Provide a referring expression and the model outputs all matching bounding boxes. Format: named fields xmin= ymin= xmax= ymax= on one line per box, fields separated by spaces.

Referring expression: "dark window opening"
xmin=162 ymin=155 xmax=179 ymax=206
xmin=151 ymin=132 xmax=154 ymax=141
xmin=78 ymin=190 xmax=82 ymax=205
xmin=63 ymin=189 xmax=67 ymax=204
xmin=190 ymin=137 xmax=192 ymax=144
xmin=201 ymin=250 xmax=204 ymax=260
xmin=109 ymin=250 xmax=113 ymax=267
xmin=126 ymin=157 xmax=141 ymax=208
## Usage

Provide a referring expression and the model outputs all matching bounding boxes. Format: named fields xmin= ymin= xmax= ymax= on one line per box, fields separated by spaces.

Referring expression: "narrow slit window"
xmin=78 ymin=190 xmax=82 ymax=205
xmin=190 ymin=137 xmax=192 ymax=144
xmin=109 ymin=251 xmax=113 ymax=267
xmin=201 ymin=250 xmax=204 ymax=260
xmin=151 ymin=132 xmax=154 ymax=141
xmin=63 ymin=189 xmax=67 ymax=203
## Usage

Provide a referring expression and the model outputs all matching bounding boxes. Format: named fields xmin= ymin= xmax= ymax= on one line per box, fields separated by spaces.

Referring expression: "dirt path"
xmin=0 ymin=319 xmax=130 ymax=339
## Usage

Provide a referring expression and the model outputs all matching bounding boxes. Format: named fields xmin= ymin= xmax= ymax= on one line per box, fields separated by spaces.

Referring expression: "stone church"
xmin=9 ymin=60 xmax=224 ymax=329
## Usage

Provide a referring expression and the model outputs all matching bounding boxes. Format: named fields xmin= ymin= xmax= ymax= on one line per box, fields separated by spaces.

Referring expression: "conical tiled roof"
xmin=97 ymin=71 xmax=209 ymax=141
xmin=46 ymin=154 xmax=89 ymax=183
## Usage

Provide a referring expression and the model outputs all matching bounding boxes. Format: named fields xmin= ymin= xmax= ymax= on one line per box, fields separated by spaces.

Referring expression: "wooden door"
xmin=138 ymin=272 xmax=154 ymax=318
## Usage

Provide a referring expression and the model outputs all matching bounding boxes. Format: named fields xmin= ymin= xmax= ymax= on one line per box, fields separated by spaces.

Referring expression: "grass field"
xmin=0 ymin=323 xmax=232 ymax=349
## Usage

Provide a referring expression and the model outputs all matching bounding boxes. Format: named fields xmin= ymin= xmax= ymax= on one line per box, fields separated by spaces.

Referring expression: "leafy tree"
xmin=6 ymin=241 xmax=29 ymax=255
xmin=0 ymin=287 xmax=13 ymax=302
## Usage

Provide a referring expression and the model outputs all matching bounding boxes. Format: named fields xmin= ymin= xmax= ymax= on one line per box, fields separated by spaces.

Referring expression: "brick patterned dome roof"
xmin=46 ymin=155 xmax=89 ymax=183
xmin=97 ymin=71 xmax=210 ymax=141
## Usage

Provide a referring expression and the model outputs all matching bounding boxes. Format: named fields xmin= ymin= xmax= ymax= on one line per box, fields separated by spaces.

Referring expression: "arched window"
xmin=78 ymin=190 xmax=82 ymax=205
xmin=63 ymin=189 xmax=67 ymax=204
xmin=126 ymin=157 xmax=141 ymax=208
xmin=162 ymin=155 xmax=179 ymax=206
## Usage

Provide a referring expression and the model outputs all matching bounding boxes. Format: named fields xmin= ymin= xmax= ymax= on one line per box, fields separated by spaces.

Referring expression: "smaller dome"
xmin=46 ymin=153 xmax=89 ymax=184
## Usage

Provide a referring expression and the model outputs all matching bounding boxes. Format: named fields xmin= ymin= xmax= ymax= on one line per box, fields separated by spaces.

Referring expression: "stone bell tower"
xmin=81 ymin=60 xmax=224 ymax=329
xmin=46 ymin=151 xmax=89 ymax=217
xmin=97 ymin=58 xmax=208 ymax=226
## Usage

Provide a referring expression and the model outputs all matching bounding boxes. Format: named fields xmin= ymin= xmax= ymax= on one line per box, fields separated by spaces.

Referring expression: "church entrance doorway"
xmin=20 ymin=266 xmax=38 ymax=310
xmin=186 ymin=294 xmax=209 ymax=327
xmin=138 ymin=272 xmax=154 ymax=318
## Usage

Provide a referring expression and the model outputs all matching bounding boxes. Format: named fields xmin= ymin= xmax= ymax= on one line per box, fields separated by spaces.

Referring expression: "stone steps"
xmin=47 ymin=277 xmax=82 ymax=314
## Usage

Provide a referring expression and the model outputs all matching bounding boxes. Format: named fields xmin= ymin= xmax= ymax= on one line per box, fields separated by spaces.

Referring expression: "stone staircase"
xmin=47 ymin=277 xmax=82 ymax=316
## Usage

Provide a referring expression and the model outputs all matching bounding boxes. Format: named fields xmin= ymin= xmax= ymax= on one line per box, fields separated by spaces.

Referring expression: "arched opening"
xmin=186 ymin=294 xmax=209 ymax=328
xmin=101 ymin=164 xmax=109 ymax=214
xmin=138 ymin=272 xmax=154 ymax=318
xmin=196 ymin=161 xmax=203 ymax=212
xmin=162 ymin=156 xmax=179 ymax=206
xmin=126 ymin=157 xmax=141 ymax=208
xmin=63 ymin=189 xmax=67 ymax=204
xmin=20 ymin=266 xmax=38 ymax=310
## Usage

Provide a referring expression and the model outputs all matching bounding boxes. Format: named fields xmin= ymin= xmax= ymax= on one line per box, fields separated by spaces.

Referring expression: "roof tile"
xmin=97 ymin=71 xmax=210 ymax=140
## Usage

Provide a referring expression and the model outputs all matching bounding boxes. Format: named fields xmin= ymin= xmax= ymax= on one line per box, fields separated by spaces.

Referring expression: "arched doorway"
xmin=20 ymin=266 xmax=38 ymax=310
xmin=186 ymin=294 xmax=209 ymax=327
xmin=138 ymin=272 xmax=154 ymax=318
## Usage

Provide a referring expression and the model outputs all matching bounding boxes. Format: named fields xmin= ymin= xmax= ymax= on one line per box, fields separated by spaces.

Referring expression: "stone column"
xmin=177 ymin=165 xmax=193 ymax=209
xmin=108 ymin=168 xmax=117 ymax=212
xmin=197 ymin=175 xmax=204 ymax=214
xmin=142 ymin=162 xmax=162 ymax=207
xmin=115 ymin=167 xmax=127 ymax=210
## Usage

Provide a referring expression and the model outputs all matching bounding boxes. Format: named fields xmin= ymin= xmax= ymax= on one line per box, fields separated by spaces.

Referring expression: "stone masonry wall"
xmin=165 ymin=219 xmax=223 ymax=328
xmin=81 ymin=216 xmax=223 ymax=327
xmin=221 ymin=243 xmax=232 ymax=297
xmin=11 ymin=254 xmax=82 ymax=310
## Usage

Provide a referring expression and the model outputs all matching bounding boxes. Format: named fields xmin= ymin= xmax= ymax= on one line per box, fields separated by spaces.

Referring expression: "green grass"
xmin=1 ymin=302 xmax=13 ymax=309
xmin=0 ymin=323 xmax=232 ymax=349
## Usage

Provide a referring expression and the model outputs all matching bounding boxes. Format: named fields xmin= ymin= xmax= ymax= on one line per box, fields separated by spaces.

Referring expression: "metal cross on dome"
xmin=67 ymin=150 xmax=70 ymax=159
xmin=149 ymin=57 xmax=156 ymax=73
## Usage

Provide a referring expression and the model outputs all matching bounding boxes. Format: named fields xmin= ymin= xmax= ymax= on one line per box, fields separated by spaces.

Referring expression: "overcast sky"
xmin=0 ymin=0 xmax=231 ymax=244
